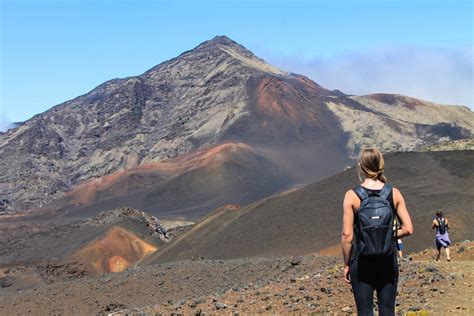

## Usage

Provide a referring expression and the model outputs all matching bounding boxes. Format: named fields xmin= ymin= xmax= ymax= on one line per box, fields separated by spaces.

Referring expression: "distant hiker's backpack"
xmin=436 ymin=217 xmax=447 ymax=234
xmin=353 ymin=184 xmax=396 ymax=256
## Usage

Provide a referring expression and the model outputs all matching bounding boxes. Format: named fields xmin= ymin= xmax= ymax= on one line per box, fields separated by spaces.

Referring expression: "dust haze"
xmin=268 ymin=45 xmax=473 ymax=109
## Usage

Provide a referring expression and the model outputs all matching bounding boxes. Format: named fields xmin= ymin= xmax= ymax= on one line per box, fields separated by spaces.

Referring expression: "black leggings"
xmin=350 ymin=254 xmax=398 ymax=316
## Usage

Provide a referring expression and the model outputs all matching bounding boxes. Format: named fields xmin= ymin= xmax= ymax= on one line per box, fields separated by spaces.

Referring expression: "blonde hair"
xmin=357 ymin=148 xmax=387 ymax=183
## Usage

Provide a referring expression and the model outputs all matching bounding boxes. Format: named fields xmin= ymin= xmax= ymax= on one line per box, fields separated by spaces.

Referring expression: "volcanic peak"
xmin=198 ymin=35 xmax=242 ymax=48
xmin=189 ymin=35 xmax=285 ymax=76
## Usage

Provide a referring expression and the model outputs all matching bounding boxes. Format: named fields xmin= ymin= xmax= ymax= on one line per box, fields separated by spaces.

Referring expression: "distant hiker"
xmin=393 ymin=220 xmax=404 ymax=259
xmin=341 ymin=148 xmax=413 ymax=316
xmin=396 ymin=239 xmax=403 ymax=259
xmin=432 ymin=211 xmax=451 ymax=262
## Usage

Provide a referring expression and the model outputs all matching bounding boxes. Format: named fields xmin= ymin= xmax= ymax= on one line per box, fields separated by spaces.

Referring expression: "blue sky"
xmin=1 ymin=0 xmax=472 ymax=129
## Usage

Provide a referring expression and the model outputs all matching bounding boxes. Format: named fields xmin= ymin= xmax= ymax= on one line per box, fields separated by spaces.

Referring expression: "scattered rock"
xmin=424 ymin=265 xmax=439 ymax=273
xmin=0 ymin=277 xmax=13 ymax=288
xmin=291 ymin=257 xmax=302 ymax=266
xmin=409 ymin=306 xmax=421 ymax=311
xmin=101 ymin=303 xmax=127 ymax=313
xmin=341 ymin=306 xmax=353 ymax=313
xmin=214 ymin=302 xmax=227 ymax=310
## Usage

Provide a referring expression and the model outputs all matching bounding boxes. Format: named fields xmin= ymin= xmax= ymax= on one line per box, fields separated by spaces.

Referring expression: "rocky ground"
xmin=0 ymin=241 xmax=472 ymax=315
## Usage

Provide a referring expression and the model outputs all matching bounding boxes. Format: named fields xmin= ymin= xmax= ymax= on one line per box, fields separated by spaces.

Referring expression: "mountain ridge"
xmin=1 ymin=35 xmax=472 ymax=216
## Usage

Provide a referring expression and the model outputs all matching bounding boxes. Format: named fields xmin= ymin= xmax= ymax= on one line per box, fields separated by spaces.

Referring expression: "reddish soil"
xmin=70 ymin=226 xmax=157 ymax=274
xmin=255 ymin=76 xmax=328 ymax=123
xmin=54 ymin=142 xmax=256 ymax=207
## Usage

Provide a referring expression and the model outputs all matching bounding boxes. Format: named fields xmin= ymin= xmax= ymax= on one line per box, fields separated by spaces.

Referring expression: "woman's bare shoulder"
xmin=344 ymin=189 xmax=357 ymax=196
xmin=392 ymin=187 xmax=403 ymax=198
xmin=344 ymin=189 xmax=358 ymax=201
xmin=391 ymin=187 xmax=406 ymax=207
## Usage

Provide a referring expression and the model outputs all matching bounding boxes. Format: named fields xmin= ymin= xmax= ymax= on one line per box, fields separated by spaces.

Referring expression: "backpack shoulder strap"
xmin=379 ymin=183 xmax=393 ymax=200
xmin=353 ymin=185 xmax=369 ymax=201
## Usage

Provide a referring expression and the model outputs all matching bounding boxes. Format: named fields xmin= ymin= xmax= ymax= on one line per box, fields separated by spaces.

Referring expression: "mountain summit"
xmin=190 ymin=35 xmax=285 ymax=75
xmin=0 ymin=36 xmax=473 ymax=216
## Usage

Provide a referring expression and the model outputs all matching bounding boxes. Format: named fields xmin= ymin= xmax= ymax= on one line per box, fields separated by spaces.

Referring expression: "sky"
xmin=1 ymin=0 xmax=473 ymax=130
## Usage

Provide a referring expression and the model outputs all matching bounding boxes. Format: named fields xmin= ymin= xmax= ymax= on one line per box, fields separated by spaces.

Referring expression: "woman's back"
xmin=341 ymin=148 xmax=413 ymax=316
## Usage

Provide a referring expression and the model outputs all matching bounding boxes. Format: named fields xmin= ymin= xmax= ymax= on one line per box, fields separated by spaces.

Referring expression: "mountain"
xmin=1 ymin=35 xmax=473 ymax=217
xmin=144 ymin=150 xmax=474 ymax=263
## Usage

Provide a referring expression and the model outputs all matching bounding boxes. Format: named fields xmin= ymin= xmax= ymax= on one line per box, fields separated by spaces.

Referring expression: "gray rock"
xmin=291 ymin=257 xmax=302 ymax=266
xmin=341 ymin=306 xmax=353 ymax=313
xmin=214 ymin=302 xmax=227 ymax=310
xmin=424 ymin=265 xmax=439 ymax=273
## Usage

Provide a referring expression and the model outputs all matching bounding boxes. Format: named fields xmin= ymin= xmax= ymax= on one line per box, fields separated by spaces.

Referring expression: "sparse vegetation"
xmin=419 ymin=138 xmax=474 ymax=152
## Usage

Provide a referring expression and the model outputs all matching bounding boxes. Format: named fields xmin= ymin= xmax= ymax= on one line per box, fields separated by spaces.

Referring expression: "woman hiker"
xmin=432 ymin=211 xmax=451 ymax=262
xmin=341 ymin=148 xmax=413 ymax=315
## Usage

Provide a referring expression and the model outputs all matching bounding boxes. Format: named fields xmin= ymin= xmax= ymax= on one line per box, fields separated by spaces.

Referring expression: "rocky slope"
xmin=329 ymin=94 xmax=473 ymax=157
xmin=40 ymin=142 xmax=291 ymax=220
xmin=145 ymin=150 xmax=474 ymax=263
xmin=1 ymin=35 xmax=473 ymax=216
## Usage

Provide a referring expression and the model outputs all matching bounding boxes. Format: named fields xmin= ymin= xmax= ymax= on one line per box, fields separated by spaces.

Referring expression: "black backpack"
xmin=353 ymin=184 xmax=396 ymax=256
xmin=436 ymin=218 xmax=447 ymax=234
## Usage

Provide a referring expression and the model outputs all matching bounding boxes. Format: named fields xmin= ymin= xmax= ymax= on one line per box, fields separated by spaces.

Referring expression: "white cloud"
xmin=267 ymin=45 xmax=473 ymax=109
xmin=0 ymin=113 xmax=14 ymax=132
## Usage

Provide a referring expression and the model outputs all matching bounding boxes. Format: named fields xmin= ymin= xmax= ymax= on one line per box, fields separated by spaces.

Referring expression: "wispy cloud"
xmin=0 ymin=114 xmax=13 ymax=132
xmin=267 ymin=45 xmax=473 ymax=108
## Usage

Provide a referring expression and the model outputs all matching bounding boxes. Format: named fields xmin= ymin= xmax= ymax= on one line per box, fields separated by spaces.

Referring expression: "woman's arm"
xmin=393 ymin=188 xmax=414 ymax=238
xmin=341 ymin=190 xmax=355 ymax=283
